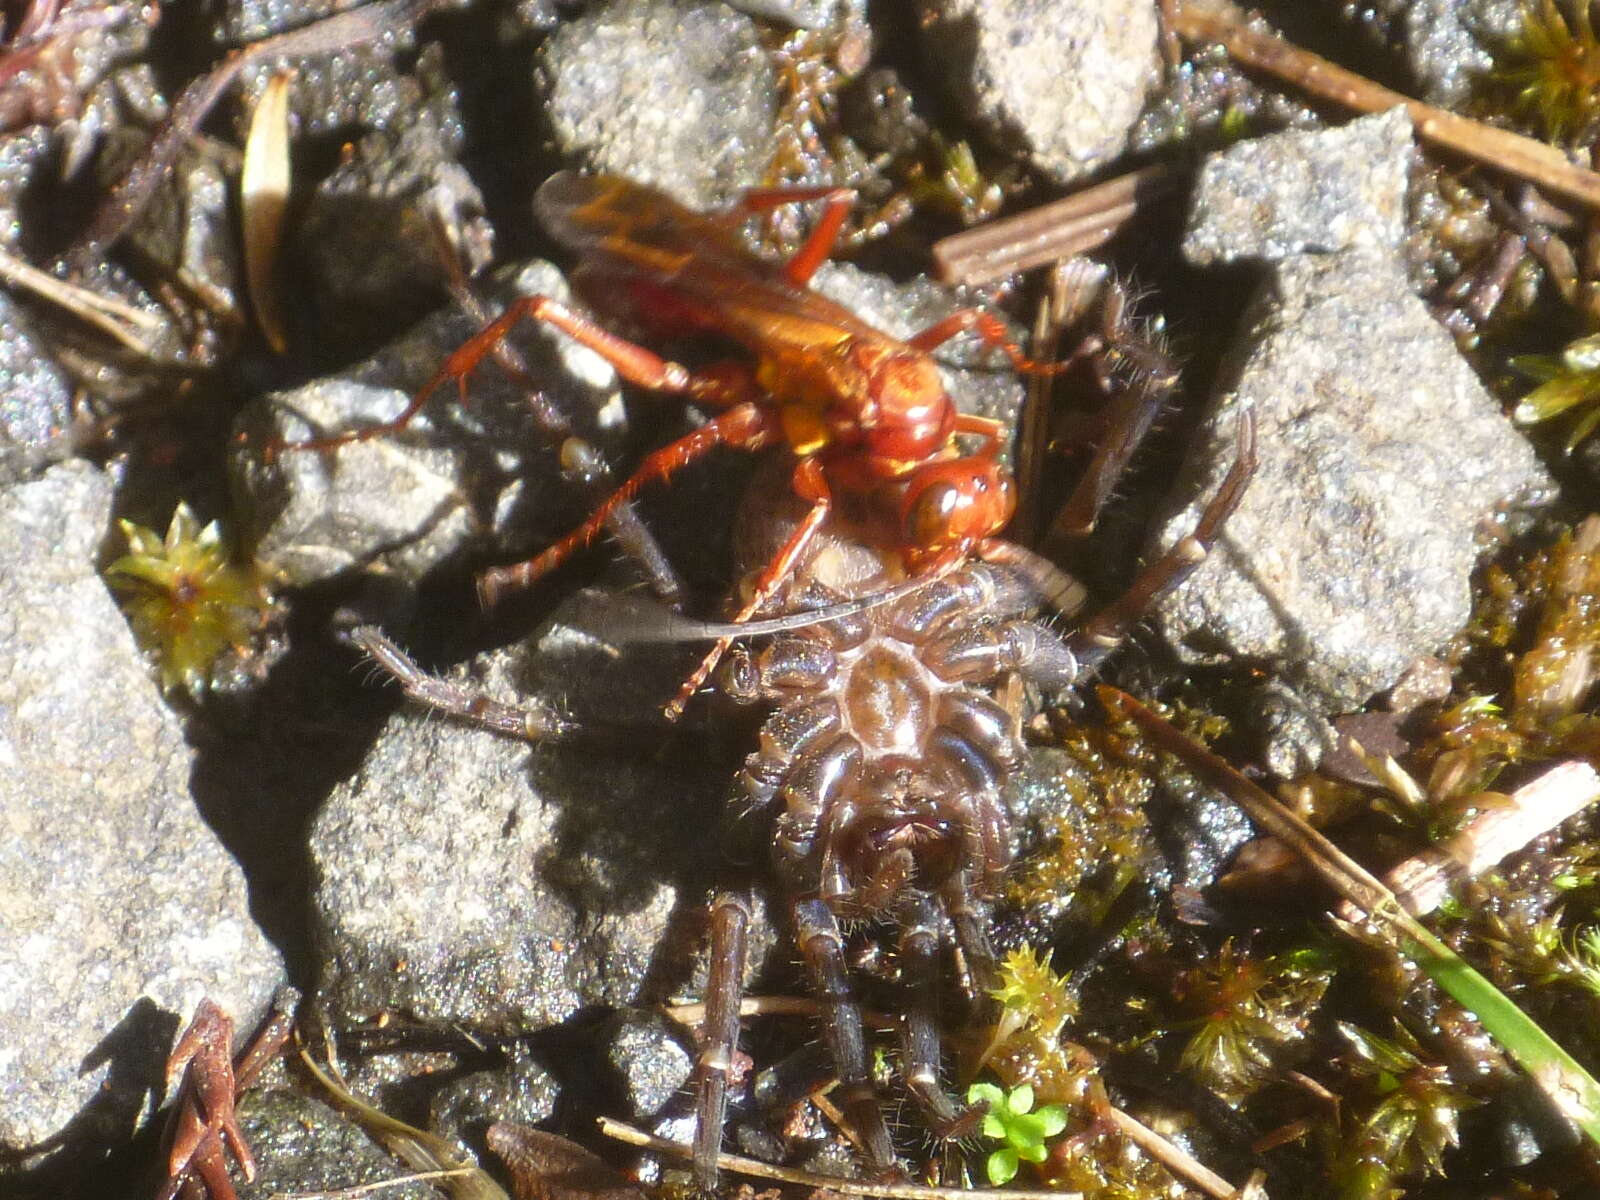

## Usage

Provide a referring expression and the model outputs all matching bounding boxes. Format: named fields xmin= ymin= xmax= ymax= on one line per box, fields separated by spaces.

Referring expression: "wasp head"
xmin=898 ymin=453 xmax=1016 ymax=569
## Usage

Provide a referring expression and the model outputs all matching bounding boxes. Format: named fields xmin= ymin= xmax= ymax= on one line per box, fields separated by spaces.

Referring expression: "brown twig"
xmin=932 ymin=163 xmax=1182 ymax=285
xmin=1341 ymin=759 xmax=1600 ymax=921
xmin=596 ymin=1117 xmax=1084 ymax=1200
xmin=67 ymin=0 xmax=454 ymax=264
xmin=1104 ymin=1107 xmax=1241 ymax=1199
xmin=1170 ymin=2 xmax=1600 ymax=212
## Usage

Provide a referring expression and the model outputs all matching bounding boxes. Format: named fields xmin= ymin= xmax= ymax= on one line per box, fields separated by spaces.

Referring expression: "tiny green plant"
xmin=1511 ymin=331 xmax=1600 ymax=450
xmin=1487 ymin=0 xmax=1600 ymax=147
xmin=105 ymin=502 xmax=269 ymax=694
xmin=966 ymin=1081 xmax=1068 ymax=1186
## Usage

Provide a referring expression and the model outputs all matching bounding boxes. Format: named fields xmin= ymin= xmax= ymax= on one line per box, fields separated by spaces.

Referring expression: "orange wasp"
xmin=283 ymin=172 xmax=1061 ymax=713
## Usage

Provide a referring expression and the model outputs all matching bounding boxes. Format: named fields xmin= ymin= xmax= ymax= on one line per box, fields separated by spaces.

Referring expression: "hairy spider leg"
xmin=694 ymin=890 xmax=753 ymax=1188
xmin=663 ymin=457 xmax=833 ymax=721
xmin=899 ymin=893 xmax=986 ymax=1140
xmin=1061 ymin=411 xmax=1257 ymax=676
xmin=345 ymin=625 xmax=575 ymax=740
xmin=1046 ymin=279 xmax=1182 ymax=546
xmin=794 ymin=897 xmax=900 ymax=1175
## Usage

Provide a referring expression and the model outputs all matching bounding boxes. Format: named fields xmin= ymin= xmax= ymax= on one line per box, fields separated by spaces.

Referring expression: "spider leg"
xmin=345 ymin=625 xmax=573 ymax=741
xmin=693 ymin=890 xmax=753 ymax=1189
xmin=794 ymin=898 xmax=899 ymax=1175
xmin=1046 ymin=278 xmax=1181 ymax=546
xmin=923 ymin=618 xmax=1086 ymax=693
xmin=942 ymin=874 xmax=1000 ymax=1001
xmin=898 ymin=894 xmax=983 ymax=1141
xmin=1063 ymin=410 xmax=1256 ymax=675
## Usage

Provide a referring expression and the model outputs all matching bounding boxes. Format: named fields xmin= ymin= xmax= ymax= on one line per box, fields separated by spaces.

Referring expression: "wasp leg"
xmin=439 ymin=260 xmax=684 ymax=605
xmin=267 ymin=294 xmax=766 ymax=460
xmin=730 ymin=185 xmax=856 ymax=287
xmin=479 ymin=401 xmax=782 ymax=606
xmin=665 ymin=457 xmax=833 ymax=720
xmin=906 ymin=308 xmax=1085 ymax=377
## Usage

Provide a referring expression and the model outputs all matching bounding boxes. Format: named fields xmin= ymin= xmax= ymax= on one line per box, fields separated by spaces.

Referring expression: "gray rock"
xmin=537 ymin=0 xmax=778 ymax=210
xmin=0 ymin=292 xmax=75 ymax=485
xmin=1398 ymin=0 xmax=1523 ymax=108
xmin=606 ymin=1012 xmax=692 ymax=1120
xmin=1183 ymin=108 xmax=1415 ymax=265
xmin=119 ymin=139 xmax=242 ymax=362
xmin=725 ymin=0 xmax=860 ymax=28
xmin=224 ymin=2 xmax=464 ymax=141
xmin=916 ymin=0 xmax=1157 ymax=184
xmin=292 ymin=119 xmax=494 ymax=348
xmin=0 ymin=461 xmax=283 ymax=1147
xmin=1240 ymin=681 xmax=1337 ymax=779
xmin=428 ymin=1043 xmax=559 ymax=1152
xmin=0 ymin=0 xmax=154 ymax=135
xmin=310 ymin=631 xmax=732 ymax=1034
xmin=0 ymin=127 xmax=55 ymax=248
xmin=1151 ymin=251 xmax=1551 ymax=709
xmin=232 ymin=260 xmax=621 ymax=590
xmin=217 ymin=0 xmax=350 ymax=40
xmin=236 ymin=1086 xmax=434 ymax=1200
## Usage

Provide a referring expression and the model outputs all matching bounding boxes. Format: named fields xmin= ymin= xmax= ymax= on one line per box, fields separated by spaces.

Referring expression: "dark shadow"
xmin=0 ymin=998 xmax=178 ymax=1200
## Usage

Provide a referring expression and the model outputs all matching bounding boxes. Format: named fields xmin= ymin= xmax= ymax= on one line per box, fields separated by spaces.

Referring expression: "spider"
xmin=348 ymin=408 xmax=1254 ymax=1186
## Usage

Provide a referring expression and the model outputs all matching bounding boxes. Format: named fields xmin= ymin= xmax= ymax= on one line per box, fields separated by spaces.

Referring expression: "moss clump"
xmin=1484 ymin=0 xmax=1600 ymax=147
xmin=105 ymin=503 xmax=270 ymax=695
xmin=1171 ymin=941 xmax=1333 ymax=1101
xmin=1327 ymin=1023 xmax=1480 ymax=1200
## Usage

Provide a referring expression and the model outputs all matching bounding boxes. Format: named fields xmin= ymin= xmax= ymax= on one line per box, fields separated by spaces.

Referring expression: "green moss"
xmin=1328 ymin=1023 xmax=1480 ymax=1200
xmin=1483 ymin=0 xmax=1600 ymax=147
xmin=105 ymin=503 xmax=270 ymax=695
xmin=1513 ymin=333 xmax=1600 ymax=451
xmin=1171 ymin=940 xmax=1333 ymax=1101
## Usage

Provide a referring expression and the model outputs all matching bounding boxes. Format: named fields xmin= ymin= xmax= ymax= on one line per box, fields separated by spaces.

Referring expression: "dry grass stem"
xmin=932 ymin=164 xmax=1181 ymax=285
xmin=1171 ymin=3 xmax=1600 ymax=211
xmin=596 ymin=1118 xmax=1083 ymax=1200
xmin=0 ymin=242 xmax=162 ymax=352
xmin=276 ymin=1169 xmax=476 ymax=1200
xmin=1341 ymin=759 xmax=1600 ymax=921
xmin=1105 ymin=1106 xmax=1247 ymax=1200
